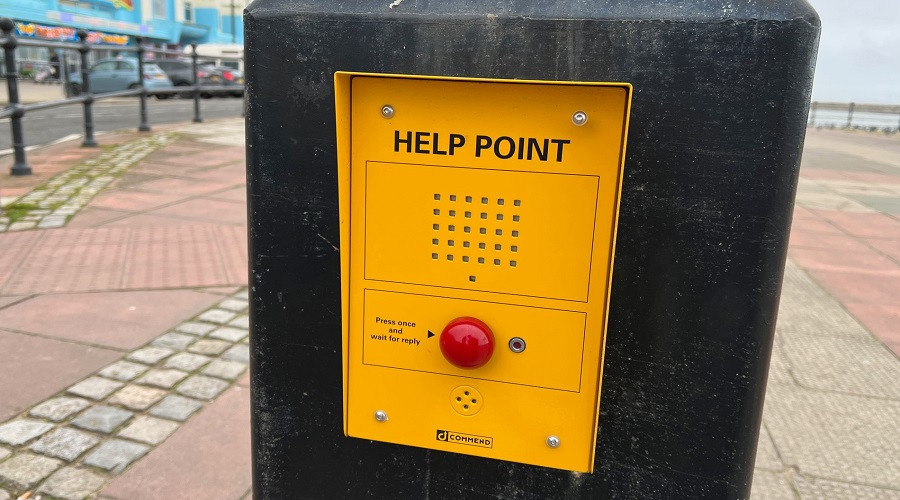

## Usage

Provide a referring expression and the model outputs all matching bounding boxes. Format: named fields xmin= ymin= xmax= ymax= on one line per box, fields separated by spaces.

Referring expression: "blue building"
xmin=0 ymin=0 xmax=245 ymax=64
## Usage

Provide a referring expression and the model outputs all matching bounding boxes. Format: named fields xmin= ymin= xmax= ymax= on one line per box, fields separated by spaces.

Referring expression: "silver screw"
xmin=381 ymin=105 xmax=395 ymax=119
xmin=508 ymin=337 xmax=526 ymax=353
xmin=374 ymin=410 xmax=388 ymax=422
xmin=572 ymin=111 xmax=588 ymax=126
xmin=546 ymin=435 xmax=560 ymax=448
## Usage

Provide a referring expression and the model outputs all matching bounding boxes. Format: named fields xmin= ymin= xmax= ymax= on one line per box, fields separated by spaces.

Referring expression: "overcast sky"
xmin=807 ymin=0 xmax=900 ymax=104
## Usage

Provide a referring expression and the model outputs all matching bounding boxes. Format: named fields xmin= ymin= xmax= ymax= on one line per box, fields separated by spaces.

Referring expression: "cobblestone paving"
xmin=0 ymin=133 xmax=176 ymax=233
xmin=0 ymin=291 xmax=249 ymax=499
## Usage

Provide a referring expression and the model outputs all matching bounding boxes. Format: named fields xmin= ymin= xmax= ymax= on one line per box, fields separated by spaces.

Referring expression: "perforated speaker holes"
xmin=432 ymin=194 xmax=521 ymax=281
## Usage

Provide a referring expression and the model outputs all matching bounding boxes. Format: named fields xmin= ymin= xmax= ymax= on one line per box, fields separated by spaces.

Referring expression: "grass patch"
xmin=2 ymin=202 xmax=41 ymax=223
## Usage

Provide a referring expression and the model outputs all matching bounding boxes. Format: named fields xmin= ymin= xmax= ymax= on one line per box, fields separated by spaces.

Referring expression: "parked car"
xmin=153 ymin=59 xmax=224 ymax=98
xmin=198 ymin=63 xmax=244 ymax=97
xmin=65 ymin=58 xmax=172 ymax=97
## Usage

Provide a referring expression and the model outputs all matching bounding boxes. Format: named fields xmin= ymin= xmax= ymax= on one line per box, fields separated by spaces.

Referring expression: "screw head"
xmin=374 ymin=410 xmax=388 ymax=422
xmin=546 ymin=435 xmax=560 ymax=448
xmin=572 ymin=111 xmax=588 ymax=126
xmin=381 ymin=105 xmax=394 ymax=119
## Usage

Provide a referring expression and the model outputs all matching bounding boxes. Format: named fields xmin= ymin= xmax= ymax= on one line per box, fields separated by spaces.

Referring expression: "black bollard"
xmin=246 ymin=1 xmax=820 ymax=497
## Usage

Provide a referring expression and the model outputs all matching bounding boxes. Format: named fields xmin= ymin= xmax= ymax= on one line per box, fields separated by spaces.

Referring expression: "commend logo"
xmin=435 ymin=429 xmax=493 ymax=449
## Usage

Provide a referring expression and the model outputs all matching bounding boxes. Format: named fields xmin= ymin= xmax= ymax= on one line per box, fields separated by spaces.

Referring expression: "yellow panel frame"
xmin=336 ymin=72 xmax=631 ymax=472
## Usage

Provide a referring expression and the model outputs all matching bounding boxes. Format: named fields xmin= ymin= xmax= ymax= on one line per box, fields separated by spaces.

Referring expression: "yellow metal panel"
xmin=336 ymin=72 xmax=631 ymax=472
xmin=364 ymin=162 xmax=599 ymax=301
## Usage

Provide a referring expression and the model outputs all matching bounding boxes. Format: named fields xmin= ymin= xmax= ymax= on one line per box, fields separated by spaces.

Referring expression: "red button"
xmin=440 ymin=317 xmax=495 ymax=368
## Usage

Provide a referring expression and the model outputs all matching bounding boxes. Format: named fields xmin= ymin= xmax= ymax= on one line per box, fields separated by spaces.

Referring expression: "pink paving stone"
xmin=205 ymin=186 xmax=246 ymax=203
xmin=788 ymin=231 xmax=871 ymax=252
xmin=791 ymin=205 xmax=822 ymax=220
xmin=120 ymin=225 xmax=244 ymax=289
xmin=149 ymin=198 xmax=246 ymax=225
xmin=0 ymin=227 xmax=129 ymax=295
xmin=100 ymin=384 xmax=251 ymax=500
xmin=840 ymin=171 xmax=900 ymax=185
xmin=0 ymin=290 xmax=222 ymax=350
xmin=814 ymin=210 xmax=900 ymax=239
xmin=103 ymin=213 xmax=213 ymax=227
xmin=133 ymin=177 xmax=233 ymax=197
xmin=0 ymin=295 xmax=26 ymax=309
xmin=866 ymin=237 xmax=900 ymax=261
xmin=0 ymin=329 xmax=120 ymax=421
xmin=66 ymin=207 xmax=132 ymax=228
xmin=789 ymin=217 xmax=844 ymax=235
xmin=788 ymin=247 xmax=900 ymax=274
xmin=797 ymin=167 xmax=854 ymax=182
xmin=201 ymin=286 xmax=243 ymax=295
xmin=808 ymin=270 xmax=900 ymax=305
xmin=90 ymin=190 xmax=187 ymax=212
xmin=186 ymin=166 xmax=247 ymax=185
xmin=153 ymin=150 xmax=239 ymax=169
xmin=842 ymin=302 xmax=900 ymax=347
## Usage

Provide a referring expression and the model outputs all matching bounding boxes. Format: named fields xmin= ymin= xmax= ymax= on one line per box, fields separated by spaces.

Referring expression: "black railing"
xmin=0 ymin=17 xmax=244 ymax=176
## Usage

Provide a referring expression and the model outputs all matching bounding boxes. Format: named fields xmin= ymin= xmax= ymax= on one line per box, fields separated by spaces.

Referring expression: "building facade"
xmin=0 ymin=0 xmax=247 ymax=67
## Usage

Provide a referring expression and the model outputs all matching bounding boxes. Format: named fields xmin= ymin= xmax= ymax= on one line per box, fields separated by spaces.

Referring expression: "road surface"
xmin=0 ymin=97 xmax=244 ymax=151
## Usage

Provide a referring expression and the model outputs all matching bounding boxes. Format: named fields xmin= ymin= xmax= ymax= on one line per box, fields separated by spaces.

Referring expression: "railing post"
xmin=846 ymin=102 xmax=855 ymax=129
xmin=808 ymin=101 xmax=817 ymax=127
xmin=61 ymin=51 xmax=69 ymax=87
xmin=77 ymin=29 xmax=97 ymax=147
xmin=135 ymin=36 xmax=150 ymax=132
xmin=191 ymin=42 xmax=202 ymax=123
xmin=1 ymin=18 xmax=33 ymax=176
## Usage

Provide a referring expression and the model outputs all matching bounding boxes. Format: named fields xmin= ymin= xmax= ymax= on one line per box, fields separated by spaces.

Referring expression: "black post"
xmin=135 ymin=36 xmax=150 ymax=132
xmin=1 ymin=18 xmax=32 ymax=176
xmin=247 ymin=1 xmax=821 ymax=498
xmin=61 ymin=51 xmax=69 ymax=88
xmin=190 ymin=42 xmax=202 ymax=123
xmin=846 ymin=102 xmax=855 ymax=129
xmin=77 ymin=29 xmax=97 ymax=147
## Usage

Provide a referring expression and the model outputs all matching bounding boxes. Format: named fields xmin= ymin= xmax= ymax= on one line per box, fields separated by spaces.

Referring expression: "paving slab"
xmin=135 ymin=369 xmax=189 ymax=389
xmin=29 ymin=428 xmax=100 ymax=461
xmin=0 ymin=420 xmax=54 ymax=447
xmin=0 ymin=290 xmax=223 ymax=350
xmin=83 ymin=439 xmax=150 ymax=473
xmin=148 ymin=395 xmax=203 ymax=422
xmin=176 ymin=375 xmax=229 ymax=400
xmin=175 ymin=321 xmax=217 ymax=336
xmin=164 ymin=353 xmax=212 ymax=371
xmin=29 ymin=397 xmax=91 ymax=422
xmin=108 ymin=385 xmax=168 ymax=411
xmin=128 ymin=346 xmax=175 ymax=364
xmin=101 ymin=385 xmax=251 ymax=499
xmin=202 ymin=360 xmax=247 ymax=381
xmin=0 ymin=330 xmax=120 ymax=421
xmin=38 ymin=467 xmax=107 ymax=500
xmin=67 ymin=376 xmax=124 ymax=401
xmin=117 ymin=416 xmax=179 ymax=445
xmin=98 ymin=360 xmax=150 ymax=382
xmin=71 ymin=406 xmax=133 ymax=434
xmin=0 ymin=452 xmax=62 ymax=491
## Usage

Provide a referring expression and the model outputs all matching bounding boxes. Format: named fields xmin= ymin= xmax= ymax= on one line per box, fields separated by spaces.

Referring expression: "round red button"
xmin=440 ymin=317 xmax=495 ymax=368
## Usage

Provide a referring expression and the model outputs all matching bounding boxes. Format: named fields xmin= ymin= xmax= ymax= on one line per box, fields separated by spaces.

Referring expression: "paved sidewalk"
xmin=0 ymin=122 xmax=896 ymax=499
xmin=0 ymin=81 xmax=66 ymax=105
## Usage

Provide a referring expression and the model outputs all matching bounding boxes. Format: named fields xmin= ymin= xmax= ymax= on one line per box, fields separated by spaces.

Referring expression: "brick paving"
xmin=0 ymin=121 xmax=896 ymax=498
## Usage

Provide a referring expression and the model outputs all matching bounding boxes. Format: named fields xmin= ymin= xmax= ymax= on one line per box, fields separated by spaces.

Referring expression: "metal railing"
xmin=808 ymin=101 xmax=900 ymax=133
xmin=0 ymin=17 xmax=244 ymax=176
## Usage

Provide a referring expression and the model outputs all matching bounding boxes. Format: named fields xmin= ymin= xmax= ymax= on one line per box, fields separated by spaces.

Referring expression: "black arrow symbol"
xmin=427 ymin=330 xmax=435 ymax=339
